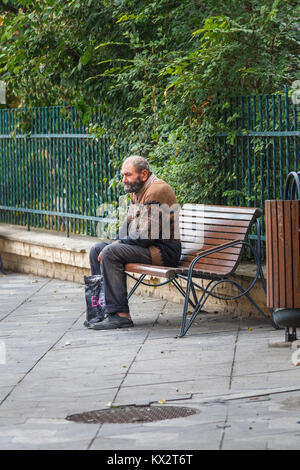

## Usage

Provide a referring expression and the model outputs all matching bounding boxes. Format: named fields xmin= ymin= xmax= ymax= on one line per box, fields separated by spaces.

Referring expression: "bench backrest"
xmin=179 ymin=204 xmax=262 ymax=276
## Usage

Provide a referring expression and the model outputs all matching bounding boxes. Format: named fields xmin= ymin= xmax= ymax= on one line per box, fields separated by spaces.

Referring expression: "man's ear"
xmin=141 ymin=169 xmax=149 ymax=182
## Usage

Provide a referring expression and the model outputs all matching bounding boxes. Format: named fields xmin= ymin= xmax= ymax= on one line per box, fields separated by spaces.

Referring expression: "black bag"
xmin=83 ymin=274 xmax=106 ymax=327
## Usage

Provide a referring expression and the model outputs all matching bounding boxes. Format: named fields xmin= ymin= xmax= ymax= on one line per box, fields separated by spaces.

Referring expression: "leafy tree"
xmin=0 ymin=0 xmax=299 ymax=204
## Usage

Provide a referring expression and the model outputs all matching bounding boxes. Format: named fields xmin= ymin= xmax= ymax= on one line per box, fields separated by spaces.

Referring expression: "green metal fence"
xmin=215 ymin=86 xmax=299 ymax=209
xmin=0 ymin=87 xmax=299 ymax=241
xmin=0 ymin=104 xmax=121 ymax=236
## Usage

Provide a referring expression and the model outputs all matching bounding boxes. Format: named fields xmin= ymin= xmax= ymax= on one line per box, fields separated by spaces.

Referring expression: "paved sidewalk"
xmin=1 ymin=272 xmax=300 ymax=450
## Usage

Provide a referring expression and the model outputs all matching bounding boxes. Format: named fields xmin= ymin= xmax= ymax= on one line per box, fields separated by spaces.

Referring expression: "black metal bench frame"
xmin=126 ymin=217 xmax=277 ymax=337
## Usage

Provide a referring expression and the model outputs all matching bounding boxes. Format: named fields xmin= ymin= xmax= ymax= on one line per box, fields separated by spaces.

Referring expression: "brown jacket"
xmin=118 ymin=174 xmax=181 ymax=267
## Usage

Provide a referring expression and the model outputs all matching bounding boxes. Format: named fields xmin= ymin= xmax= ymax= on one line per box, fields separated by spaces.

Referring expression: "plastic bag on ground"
xmin=83 ymin=274 xmax=106 ymax=327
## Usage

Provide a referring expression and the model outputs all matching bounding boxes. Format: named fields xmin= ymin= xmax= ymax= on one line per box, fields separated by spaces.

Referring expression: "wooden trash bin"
xmin=265 ymin=171 xmax=300 ymax=341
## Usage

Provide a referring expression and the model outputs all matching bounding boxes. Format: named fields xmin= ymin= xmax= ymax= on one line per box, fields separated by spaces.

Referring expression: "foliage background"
xmin=0 ymin=0 xmax=299 ymax=205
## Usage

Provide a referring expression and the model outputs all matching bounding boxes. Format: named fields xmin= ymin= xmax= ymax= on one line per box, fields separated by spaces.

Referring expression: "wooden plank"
xmin=180 ymin=229 xmax=245 ymax=240
xmin=181 ymin=210 xmax=254 ymax=220
xmin=292 ymin=201 xmax=300 ymax=307
xmin=277 ymin=200 xmax=286 ymax=307
xmin=180 ymin=258 xmax=232 ymax=271
xmin=179 ymin=216 xmax=250 ymax=227
xmin=125 ymin=263 xmax=175 ymax=278
xmin=179 ymin=221 xmax=207 ymax=230
xmin=199 ymin=224 xmax=248 ymax=234
xmin=182 ymin=223 xmax=248 ymax=234
xmin=181 ymin=239 xmax=241 ymax=251
xmin=183 ymin=204 xmax=260 ymax=215
xmin=271 ymin=201 xmax=279 ymax=308
xmin=181 ymin=236 xmax=244 ymax=247
xmin=181 ymin=249 xmax=238 ymax=261
xmin=265 ymin=201 xmax=274 ymax=308
xmin=283 ymin=201 xmax=293 ymax=308
xmin=181 ymin=256 xmax=236 ymax=268
xmin=180 ymin=241 xmax=241 ymax=255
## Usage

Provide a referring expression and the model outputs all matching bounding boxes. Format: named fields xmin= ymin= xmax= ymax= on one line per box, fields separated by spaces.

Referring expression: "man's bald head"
xmin=122 ymin=155 xmax=151 ymax=176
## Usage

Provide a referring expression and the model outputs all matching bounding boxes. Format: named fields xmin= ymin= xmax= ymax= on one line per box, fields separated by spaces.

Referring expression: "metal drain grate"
xmin=66 ymin=405 xmax=198 ymax=424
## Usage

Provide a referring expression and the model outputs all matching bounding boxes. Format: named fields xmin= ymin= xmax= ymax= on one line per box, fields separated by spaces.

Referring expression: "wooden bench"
xmin=125 ymin=204 xmax=277 ymax=337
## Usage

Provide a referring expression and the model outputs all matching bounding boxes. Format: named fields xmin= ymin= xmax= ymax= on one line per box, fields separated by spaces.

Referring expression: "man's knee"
xmin=89 ymin=242 xmax=108 ymax=262
xmin=101 ymin=242 xmax=123 ymax=262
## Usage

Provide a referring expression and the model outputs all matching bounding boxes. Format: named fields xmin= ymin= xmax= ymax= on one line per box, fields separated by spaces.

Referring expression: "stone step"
xmin=0 ymin=223 xmax=269 ymax=318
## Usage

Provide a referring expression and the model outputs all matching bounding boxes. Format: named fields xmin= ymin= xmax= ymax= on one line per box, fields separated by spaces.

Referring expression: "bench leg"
xmin=177 ymin=279 xmax=217 ymax=338
xmin=176 ymin=275 xmax=278 ymax=337
xmin=170 ymin=278 xmax=196 ymax=310
xmin=127 ymin=274 xmax=146 ymax=300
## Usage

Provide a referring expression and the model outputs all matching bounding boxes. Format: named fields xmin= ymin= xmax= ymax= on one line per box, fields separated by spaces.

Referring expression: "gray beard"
xmin=123 ymin=177 xmax=144 ymax=194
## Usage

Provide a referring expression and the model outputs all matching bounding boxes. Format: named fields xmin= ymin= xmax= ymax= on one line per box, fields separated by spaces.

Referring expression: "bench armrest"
xmin=186 ymin=239 xmax=245 ymax=274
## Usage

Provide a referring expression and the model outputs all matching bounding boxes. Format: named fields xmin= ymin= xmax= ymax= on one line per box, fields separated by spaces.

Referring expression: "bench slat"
xmin=181 ymin=241 xmax=241 ymax=255
xmin=125 ymin=263 xmax=176 ymax=279
xmin=180 ymin=229 xmax=246 ymax=241
xmin=180 ymin=255 xmax=236 ymax=269
xmin=180 ymin=223 xmax=248 ymax=234
xmin=183 ymin=204 xmax=261 ymax=216
xmin=181 ymin=250 xmax=239 ymax=261
xmin=180 ymin=236 xmax=244 ymax=247
xmin=181 ymin=210 xmax=254 ymax=220
xmin=179 ymin=216 xmax=251 ymax=227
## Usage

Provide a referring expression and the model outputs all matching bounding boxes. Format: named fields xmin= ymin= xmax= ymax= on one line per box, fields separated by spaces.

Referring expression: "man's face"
xmin=121 ymin=162 xmax=148 ymax=193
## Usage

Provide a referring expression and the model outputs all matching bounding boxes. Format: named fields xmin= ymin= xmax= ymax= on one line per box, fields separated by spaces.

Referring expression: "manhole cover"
xmin=66 ymin=405 xmax=198 ymax=424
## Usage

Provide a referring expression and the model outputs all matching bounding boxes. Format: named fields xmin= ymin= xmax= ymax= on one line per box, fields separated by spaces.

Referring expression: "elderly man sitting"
xmin=89 ymin=155 xmax=181 ymax=330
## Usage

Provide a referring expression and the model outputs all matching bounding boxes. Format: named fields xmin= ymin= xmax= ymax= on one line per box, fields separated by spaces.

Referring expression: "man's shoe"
xmin=91 ymin=313 xmax=134 ymax=330
xmin=83 ymin=313 xmax=107 ymax=328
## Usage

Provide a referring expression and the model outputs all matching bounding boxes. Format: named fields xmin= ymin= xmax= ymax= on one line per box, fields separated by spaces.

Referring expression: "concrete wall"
xmin=0 ymin=223 xmax=270 ymax=318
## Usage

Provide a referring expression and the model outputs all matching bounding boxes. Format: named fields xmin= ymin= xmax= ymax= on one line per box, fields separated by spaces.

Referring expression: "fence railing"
xmin=215 ymin=87 xmax=299 ymax=202
xmin=0 ymin=104 xmax=121 ymax=236
xmin=215 ymin=86 xmax=299 ymax=240
xmin=0 ymin=87 xmax=299 ymax=243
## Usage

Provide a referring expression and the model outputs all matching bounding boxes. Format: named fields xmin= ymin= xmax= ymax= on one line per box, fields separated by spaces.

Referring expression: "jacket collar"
xmin=132 ymin=173 xmax=158 ymax=202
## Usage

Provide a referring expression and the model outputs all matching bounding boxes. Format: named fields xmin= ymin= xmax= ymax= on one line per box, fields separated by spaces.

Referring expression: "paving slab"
xmin=1 ymin=272 xmax=300 ymax=450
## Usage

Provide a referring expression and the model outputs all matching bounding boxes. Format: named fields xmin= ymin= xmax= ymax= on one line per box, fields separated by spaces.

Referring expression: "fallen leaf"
xmin=158 ymin=399 xmax=166 ymax=404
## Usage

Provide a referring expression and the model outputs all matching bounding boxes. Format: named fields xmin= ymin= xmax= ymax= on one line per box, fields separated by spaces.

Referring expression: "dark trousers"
xmin=89 ymin=242 xmax=152 ymax=314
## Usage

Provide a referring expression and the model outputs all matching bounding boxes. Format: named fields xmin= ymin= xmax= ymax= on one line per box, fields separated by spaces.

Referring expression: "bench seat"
xmin=126 ymin=203 xmax=277 ymax=337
